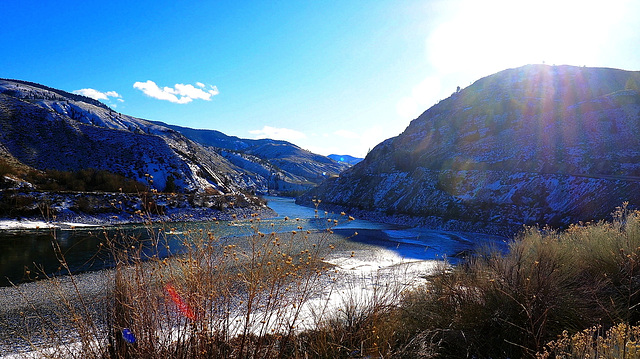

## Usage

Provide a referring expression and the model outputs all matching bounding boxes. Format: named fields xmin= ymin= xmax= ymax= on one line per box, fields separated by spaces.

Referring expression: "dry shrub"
xmin=99 ymin=214 xmax=343 ymax=358
xmin=8 ymin=213 xmax=364 ymax=358
xmin=398 ymin=204 xmax=640 ymax=358
xmin=295 ymin=270 xmax=407 ymax=358
xmin=16 ymin=202 xmax=640 ymax=358
xmin=538 ymin=323 xmax=640 ymax=359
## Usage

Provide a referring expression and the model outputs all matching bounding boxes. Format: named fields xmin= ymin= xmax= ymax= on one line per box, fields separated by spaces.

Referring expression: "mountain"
xmin=151 ymin=121 xmax=349 ymax=194
xmin=300 ymin=65 xmax=640 ymax=234
xmin=0 ymin=79 xmax=267 ymax=195
xmin=327 ymin=154 xmax=363 ymax=166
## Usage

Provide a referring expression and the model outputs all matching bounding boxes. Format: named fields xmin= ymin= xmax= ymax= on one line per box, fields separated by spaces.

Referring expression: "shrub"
xmin=539 ymin=323 xmax=640 ymax=358
xmin=12 ymin=201 xmax=640 ymax=358
xmin=25 ymin=168 xmax=146 ymax=193
xmin=0 ymin=158 xmax=16 ymax=178
xmin=0 ymin=191 xmax=42 ymax=217
xmin=295 ymin=271 xmax=406 ymax=358
xmin=397 ymin=204 xmax=640 ymax=358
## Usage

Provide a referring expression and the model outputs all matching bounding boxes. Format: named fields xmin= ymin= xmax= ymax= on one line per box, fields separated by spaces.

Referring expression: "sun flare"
xmin=428 ymin=0 xmax=629 ymax=76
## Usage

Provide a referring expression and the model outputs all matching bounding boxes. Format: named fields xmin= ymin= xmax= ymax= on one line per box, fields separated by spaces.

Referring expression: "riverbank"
xmin=0 ymin=206 xmax=277 ymax=230
xmin=0 ymin=190 xmax=277 ymax=230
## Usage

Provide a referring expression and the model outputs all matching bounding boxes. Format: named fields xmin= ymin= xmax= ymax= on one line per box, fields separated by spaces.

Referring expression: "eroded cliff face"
xmin=301 ymin=65 xmax=640 ymax=231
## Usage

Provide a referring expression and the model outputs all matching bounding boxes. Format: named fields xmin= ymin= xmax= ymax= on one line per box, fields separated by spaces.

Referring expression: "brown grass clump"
xmin=103 ymin=214 xmax=345 ymax=358
xmin=397 ymin=203 xmax=640 ymax=358
xmin=538 ymin=323 xmax=640 ymax=358
xmin=294 ymin=270 xmax=408 ymax=358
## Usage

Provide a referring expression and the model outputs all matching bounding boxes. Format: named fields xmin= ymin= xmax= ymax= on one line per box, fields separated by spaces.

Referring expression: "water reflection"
xmin=0 ymin=211 xmax=344 ymax=287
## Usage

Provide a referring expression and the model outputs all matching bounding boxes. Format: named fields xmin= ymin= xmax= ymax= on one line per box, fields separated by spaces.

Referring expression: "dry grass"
xmin=10 ymin=201 xmax=640 ymax=358
xmin=5 ymin=209 xmax=411 ymax=358
xmin=538 ymin=323 xmax=640 ymax=358
xmin=97 ymin=214 xmax=344 ymax=358
xmin=396 ymin=203 xmax=640 ymax=358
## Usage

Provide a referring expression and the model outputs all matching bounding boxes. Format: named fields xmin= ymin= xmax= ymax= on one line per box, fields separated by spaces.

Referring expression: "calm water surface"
xmin=0 ymin=196 xmax=507 ymax=286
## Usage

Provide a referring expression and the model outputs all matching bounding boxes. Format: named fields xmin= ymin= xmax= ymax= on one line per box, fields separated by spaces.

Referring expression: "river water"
xmin=0 ymin=196 xmax=508 ymax=287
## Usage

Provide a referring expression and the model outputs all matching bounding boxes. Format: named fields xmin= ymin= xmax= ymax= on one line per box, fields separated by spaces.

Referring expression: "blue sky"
xmin=2 ymin=0 xmax=639 ymax=157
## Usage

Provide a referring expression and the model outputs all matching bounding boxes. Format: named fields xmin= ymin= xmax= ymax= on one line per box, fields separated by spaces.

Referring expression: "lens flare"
xmin=165 ymin=283 xmax=196 ymax=320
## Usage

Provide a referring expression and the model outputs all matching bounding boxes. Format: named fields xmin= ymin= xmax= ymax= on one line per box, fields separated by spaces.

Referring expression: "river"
xmin=0 ymin=196 xmax=508 ymax=287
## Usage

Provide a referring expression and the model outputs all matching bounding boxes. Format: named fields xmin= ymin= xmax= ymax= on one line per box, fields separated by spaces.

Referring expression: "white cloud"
xmin=249 ymin=126 xmax=307 ymax=141
xmin=73 ymin=88 xmax=121 ymax=101
xmin=133 ymin=80 xmax=219 ymax=104
xmin=196 ymin=82 xmax=205 ymax=88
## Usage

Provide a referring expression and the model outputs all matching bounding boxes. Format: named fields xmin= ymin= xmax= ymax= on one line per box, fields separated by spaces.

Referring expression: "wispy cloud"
xmin=249 ymin=126 xmax=307 ymax=141
xmin=133 ymin=80 xmax=219 ymax=104
xmin=73 ymin=88 xmax=121 ymax=101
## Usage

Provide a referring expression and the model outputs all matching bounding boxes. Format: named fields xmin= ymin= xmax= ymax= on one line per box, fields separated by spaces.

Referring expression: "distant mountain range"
xmin=0 ymin=78 xmax=349 ymax=196
xmin=327 ymin=154 xmax=363 ymax=166
xmin=150 ymin=121 xmax=349 ymax=192
xmin=301 ymin=65 xmax=640 ymax=233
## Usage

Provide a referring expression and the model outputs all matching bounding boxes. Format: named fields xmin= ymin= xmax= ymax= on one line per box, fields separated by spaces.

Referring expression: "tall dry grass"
xmin=3 ymin=211 xmax=345 ymax=358
xmin=5 ymin=207 xmax=418 ymax=359
xmin=102 ymin=214 xmax=355 ymax=358
xmin=538 ymin=323 xmax=640 ymax=358
xmin=397 ymin=203 xmax=640 ymax=358
xmin=11 ymin=201 xmax=640 ymax=358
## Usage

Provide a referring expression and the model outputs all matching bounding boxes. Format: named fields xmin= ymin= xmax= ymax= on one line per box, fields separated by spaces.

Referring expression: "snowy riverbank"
xmin=0 ymin=190 xmax=277 ymax=230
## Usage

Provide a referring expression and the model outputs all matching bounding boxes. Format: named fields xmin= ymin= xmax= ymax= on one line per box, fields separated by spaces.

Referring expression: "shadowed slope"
xmin=302 ymin=65 xmax=640 ymax=232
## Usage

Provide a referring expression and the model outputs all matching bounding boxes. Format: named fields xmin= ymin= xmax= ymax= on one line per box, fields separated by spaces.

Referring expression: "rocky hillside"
xmin=301 ymin=65 xmax=640 ymax=233
xmin=152 ymin=121 xmax=349 ymax=193
xmin=0 ymin=79 xmax=345 ymax=197
xmin=0 ymin=78 xmax=264 ymax=194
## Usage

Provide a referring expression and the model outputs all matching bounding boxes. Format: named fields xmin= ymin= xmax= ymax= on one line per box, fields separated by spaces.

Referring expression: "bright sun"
xmin=428 ymin=0 xmax=628 ymax=76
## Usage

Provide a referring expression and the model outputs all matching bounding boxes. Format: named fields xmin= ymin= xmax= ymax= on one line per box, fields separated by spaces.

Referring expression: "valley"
xmin=2 ymin=64 xmax=640 ymax=358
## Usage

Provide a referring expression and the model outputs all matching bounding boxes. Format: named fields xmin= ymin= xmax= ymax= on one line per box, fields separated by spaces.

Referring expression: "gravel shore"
xmin=0 ymin=269 xmax=114 ymax=355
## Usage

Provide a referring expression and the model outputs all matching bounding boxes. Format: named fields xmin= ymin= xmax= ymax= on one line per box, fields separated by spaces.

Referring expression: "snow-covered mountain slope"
xmin=301 ymin=65 xmax=640 ymax=232
xmin=152 ymin=121 xmax=349 ymax=192
xmin=0 ymin=79 xmax=260 ymax=193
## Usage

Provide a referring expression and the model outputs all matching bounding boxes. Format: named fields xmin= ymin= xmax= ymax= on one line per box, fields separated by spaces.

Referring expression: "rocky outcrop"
xmin=301 ymin=65 xmax=640 ymax=231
